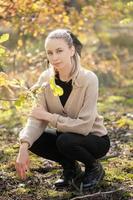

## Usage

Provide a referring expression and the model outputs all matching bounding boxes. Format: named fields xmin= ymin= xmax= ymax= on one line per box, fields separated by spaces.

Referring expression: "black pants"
xmin=29 ymin=128 xmax=110 ymax=169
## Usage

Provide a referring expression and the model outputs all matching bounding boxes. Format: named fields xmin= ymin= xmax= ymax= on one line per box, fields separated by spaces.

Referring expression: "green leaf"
xmin=120 ymin=18 xmax=132 ymax=24
xmin=15 ymin=99 xmax=21 ymax=107
xmin=0 ymin=34 xmax=9 ymax=43
xmin=127 ymin=2 xmax=133 ymax=7
xmin=1 ymin=101 xmax=10 ymax=109
xmin=0 ymin=47 xmax=5 ymax=55
xmin=0 ymin=72 xmax=8 ymax=86
xmin=14 ymin=95 xmax=26 ymax=107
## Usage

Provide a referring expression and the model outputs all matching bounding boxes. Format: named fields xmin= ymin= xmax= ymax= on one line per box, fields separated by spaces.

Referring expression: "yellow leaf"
xmin=63 ymin=15 xmax=69 ymax=24
xmin=127 ymin=2 xmax=133 ymax=7
xmin=50 ymin=77 xmax=56 ymax=90
xmin=78 ymin=20 xmax=84 ymax=26
xmin=0 ymin=47 xmax=5 ymax=55
xmin=15 ymin=94 xmax=26 ymax=108
xmin=53 ymin=90 xmax=59 ymax=96
xmin=33 ymin=31 xmax=38 ymax=37
xmin=1 ymin=101 xmax=10 ymax=109
xmin=0 ymin=72 xmax=8 ymax=86
xmin=55 ymin=85 xmax=64 ymax=96
xmin=18 ymin=39 xmax=23 ymax=47
xmin=49 ymin=76 xmax=64 ymax=96
xmin=9 ymin=79 xmax=20 ymax=87
xmin=0 ymin=33 xmax=9 ymax=43
xmin=32 ymin=3 xmax=39 ymax=11
xmin=120 ymin=18 xmax=132 ymax=24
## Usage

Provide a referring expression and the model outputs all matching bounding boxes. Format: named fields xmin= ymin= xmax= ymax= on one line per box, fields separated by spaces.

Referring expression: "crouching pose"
xmin=15 ymin=29 xmax=110 ymax=190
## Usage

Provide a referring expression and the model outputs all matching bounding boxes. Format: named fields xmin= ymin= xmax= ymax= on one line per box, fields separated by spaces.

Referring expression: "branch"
xmin=0 ymin=98 xmax=17 ymax=101
xmin=70 ymin=187 xmax=124 ymax=200
xmin=100 ymin=153 xmax=119 ymax=161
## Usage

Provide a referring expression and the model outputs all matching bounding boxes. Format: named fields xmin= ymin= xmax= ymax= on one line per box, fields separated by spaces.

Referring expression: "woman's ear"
xmin=71 ymin=45 xmax=75 ymax=57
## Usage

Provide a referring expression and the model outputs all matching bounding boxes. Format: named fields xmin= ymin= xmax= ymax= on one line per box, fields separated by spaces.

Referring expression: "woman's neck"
xmin=58 ymin=64 xmax=74 ymax=82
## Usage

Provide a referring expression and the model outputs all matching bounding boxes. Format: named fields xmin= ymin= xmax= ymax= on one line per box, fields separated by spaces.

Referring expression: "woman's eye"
xmin=47 ymin=52 xmax=52 ymax=55
xmin=57 ymin=50 xmax=63 ymax=53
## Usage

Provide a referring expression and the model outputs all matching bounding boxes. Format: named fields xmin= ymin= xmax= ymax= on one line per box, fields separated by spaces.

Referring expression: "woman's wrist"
xmin=45 ymin=112 xmax=53 ymax=122
xmin=20 ymin=141 xmax=30 ymax=150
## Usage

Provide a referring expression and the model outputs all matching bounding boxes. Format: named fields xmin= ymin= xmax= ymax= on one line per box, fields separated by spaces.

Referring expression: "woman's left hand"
xmin=29 ymin=106 xmax=52 ymax=122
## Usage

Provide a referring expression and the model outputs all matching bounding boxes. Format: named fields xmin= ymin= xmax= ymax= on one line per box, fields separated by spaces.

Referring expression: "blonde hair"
xmin=45 ymin=29 xmax=83 ymax=74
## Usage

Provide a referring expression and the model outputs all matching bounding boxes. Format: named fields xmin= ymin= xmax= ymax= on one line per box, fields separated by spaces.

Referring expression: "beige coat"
xmin=19 ymin=66 xmax=107 ymax=147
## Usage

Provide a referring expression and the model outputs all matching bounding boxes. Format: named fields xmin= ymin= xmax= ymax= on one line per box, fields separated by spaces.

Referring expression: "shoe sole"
xmin=55 ymin=171 xmax=84 ymax=189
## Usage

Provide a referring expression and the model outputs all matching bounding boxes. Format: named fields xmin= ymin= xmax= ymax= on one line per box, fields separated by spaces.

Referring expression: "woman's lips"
xmin=53 ymin=62 xmax=62 ymax=67
xmin=53 ymin=62 xmax=61 ymax=65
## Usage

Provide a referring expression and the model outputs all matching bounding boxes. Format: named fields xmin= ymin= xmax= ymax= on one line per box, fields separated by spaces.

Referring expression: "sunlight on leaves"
xmin=49 ymin=76 xmax=64 ymax=96
xmin=17 ymin=39 xmax=23 ymax=47
xmin=0 ymin=72 xmax=8 ymax=86
xmin=127 ymin=1 xmax=133 ymax=7
xmin=1 ymin=101 xmax=10 ymax=109
xmin=106 ymin=95 xmax=126 ymax=103
xmin=120 ymin=18 xmax=132 ymax=24
xmin=0 ymin=47 xmax=6 ymax=55
xmin=0 ymin=33 xmax=9 ymax=43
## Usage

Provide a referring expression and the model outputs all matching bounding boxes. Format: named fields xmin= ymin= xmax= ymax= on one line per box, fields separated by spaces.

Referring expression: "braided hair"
xmin=45 ymin=29 xmax=83 ymax=71
xmin=45 ymin=29 xmax=83 ymax=57
xmin=67 ymin=31 xmax=83 ymax=57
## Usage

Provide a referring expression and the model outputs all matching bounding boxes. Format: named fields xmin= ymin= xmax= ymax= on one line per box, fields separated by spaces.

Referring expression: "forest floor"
xmin=0 ymin=85 xmax=133 ymax=200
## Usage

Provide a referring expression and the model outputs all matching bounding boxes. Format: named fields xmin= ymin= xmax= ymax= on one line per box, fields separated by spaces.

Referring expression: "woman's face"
xmin=45 ymin=38 xmax=75 ymax=71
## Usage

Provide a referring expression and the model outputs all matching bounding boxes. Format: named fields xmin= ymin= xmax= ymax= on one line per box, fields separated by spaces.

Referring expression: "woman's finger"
xmin=15 ymin=162 xmax=26 ymax=179
xmin=19 ymin=164 xmax=27 ymax=180
xmin=15 ymin=162 xmax=21 ymax=175
xmin=15 ymin=162 xmax=22 ymax=177
xmin=24 ymin=163 xmax=29 ymax=172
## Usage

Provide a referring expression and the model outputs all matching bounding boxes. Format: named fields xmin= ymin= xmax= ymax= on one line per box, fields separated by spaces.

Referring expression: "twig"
xmin=0 ymin=98 xmax=17 ymax=101
xmin=100 ymin=153 xmax=119 ymax=160
xmin=71 ymin=179 xmax=84 ymax=193
xmin=70 ymin=187 xmax=124 ymax=200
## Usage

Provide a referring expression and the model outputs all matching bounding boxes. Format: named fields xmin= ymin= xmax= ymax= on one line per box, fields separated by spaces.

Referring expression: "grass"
xmin=0 ymin=85 xmax=133 ymax=199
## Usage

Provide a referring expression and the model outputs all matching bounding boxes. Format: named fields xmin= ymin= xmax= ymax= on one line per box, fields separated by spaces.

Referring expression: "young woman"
xmin=15 ymin=29 xmax=110 ymax=190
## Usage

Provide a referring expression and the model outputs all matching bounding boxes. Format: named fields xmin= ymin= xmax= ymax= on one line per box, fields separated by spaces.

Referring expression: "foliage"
xmin=0 ymin=0 xmax=132 ymax=107
xmin=0 ymin=86 xmax=133 ymax=199
xmin=0 ymin=33 xmax=9 ymax=69
xmin=0 ymin=0 xmax=133 ymax=74
xmin=0 ymin=70 xmax=64 ymax=115
xmin=50 ymin=76 xmax=64 ymax=96
xmin=0 ymin=2 xmax=133 ymax=198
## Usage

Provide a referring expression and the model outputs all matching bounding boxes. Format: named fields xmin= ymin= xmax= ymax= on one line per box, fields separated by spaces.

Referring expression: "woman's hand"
xmin=15 ymin=144 xmax=30 ymax=180
xmin=29 ymin=105 xmax=52 ymax=122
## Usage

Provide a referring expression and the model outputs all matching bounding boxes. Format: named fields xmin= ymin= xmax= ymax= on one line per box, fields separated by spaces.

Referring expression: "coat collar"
xmin=48 ymin=63 xmax=84 ymax=88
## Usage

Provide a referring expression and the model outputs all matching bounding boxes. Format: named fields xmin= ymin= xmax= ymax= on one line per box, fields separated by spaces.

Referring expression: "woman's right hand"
xmin=15 ymin=143 xmax=30 ymax=180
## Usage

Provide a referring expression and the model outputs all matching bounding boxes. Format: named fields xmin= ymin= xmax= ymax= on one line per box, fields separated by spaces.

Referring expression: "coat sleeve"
xmin=19 ymin=71 xmax=49 ymax=148
xmin=50 ymin=73 xmax=99 ymax=135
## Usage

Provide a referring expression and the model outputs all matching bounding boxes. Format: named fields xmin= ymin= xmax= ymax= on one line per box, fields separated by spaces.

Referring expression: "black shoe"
xmin=55 ymin=162 xmax=82 ymax=188
xmin=83 ymin=161 xmax=105 ymax=189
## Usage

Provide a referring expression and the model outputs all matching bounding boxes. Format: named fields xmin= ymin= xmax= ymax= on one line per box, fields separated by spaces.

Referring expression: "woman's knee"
xmin=56 ymin=133 xmax=75 ymax=151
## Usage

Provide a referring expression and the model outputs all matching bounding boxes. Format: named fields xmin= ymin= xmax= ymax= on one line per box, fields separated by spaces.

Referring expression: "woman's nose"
xmin=52 ymin=53 xmax=58 ymax=61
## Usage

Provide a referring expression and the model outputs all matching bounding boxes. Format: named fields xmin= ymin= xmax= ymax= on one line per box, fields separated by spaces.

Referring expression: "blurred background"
xmin=0 ymin=0 xmax=133 ymax=85
xmin=0 ymin=0 xmax=133 ymax=141
xmin=0 ymin=1 xmax=133 ymax=199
